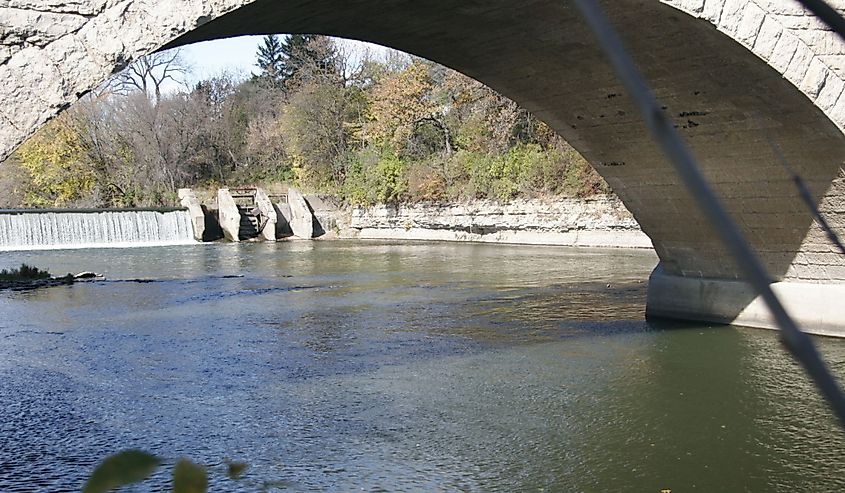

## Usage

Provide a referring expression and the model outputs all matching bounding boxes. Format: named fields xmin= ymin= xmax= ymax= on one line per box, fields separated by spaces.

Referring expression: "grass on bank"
xmin=0 ymin=263 xmax=51 ymax=281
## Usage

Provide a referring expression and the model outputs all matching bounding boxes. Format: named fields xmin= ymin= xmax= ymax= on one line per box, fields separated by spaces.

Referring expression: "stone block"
xmin=815 ymin=74 xmax=845 ymax=111
xmin=802 ymin=30 xmax=845 ymax=56
xmin=178 ymin=188 xmax=205 ymax=241
xmin=752 ymin=16 xmax=783 ymax=60
xmin=702 ymin=0 xmax=725 ymax=23
xmin=829 ymin=88 xmax=845 ymax=128
xmin=799 ymin=57 xmax=830 ymax=99
xmin=716 ymin=0 xmax=747 ymax=37
xmin=778 ymin=15 xmax=814 ymax=31
xmin=769 ymin=29 xmax=800 ymax=74
xmin=253 ymin=187 xmax=277 ymax=241
xmin=735 ymin=2 xmax=766 ymax=47
xmin=286 ymin=187 xmax=314 ymax=239
xmin=820 ymin=54 xmax=845 ymax=80
xmin=216 ymin=188 xmax=240 ymax=242
xmin=2 ymin=8 xmax=87 ymax=44
xmin=784 ymin=42 xmax=814 ymax=87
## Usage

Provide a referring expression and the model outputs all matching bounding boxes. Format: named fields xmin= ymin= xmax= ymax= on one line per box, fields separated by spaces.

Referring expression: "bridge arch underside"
xmin=172 ymin=0 xmax=845 ymax=333
xmin=8 ymin=0 xmax=845 ymax=333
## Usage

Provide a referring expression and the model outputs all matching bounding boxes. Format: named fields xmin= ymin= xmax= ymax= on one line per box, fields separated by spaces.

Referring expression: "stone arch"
xmin=3 ymin=0 xmax=845 ymax=331
xmin=665 ymin=0 xmax=845 ymax=132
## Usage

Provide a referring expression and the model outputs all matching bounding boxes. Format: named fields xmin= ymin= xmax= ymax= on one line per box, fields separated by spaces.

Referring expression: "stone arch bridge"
xmin=3 ymin=0 xmax=845 ymax=334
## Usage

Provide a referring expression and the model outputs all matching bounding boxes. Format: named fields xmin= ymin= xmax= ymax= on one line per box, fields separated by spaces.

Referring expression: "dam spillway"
xmin=0 ymin=208 xmax=196 ymax=251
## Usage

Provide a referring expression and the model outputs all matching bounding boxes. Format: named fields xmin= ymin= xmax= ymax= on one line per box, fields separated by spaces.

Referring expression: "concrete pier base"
xmin=254 ymin=188 xmax=278 ymax=241
xmin=178 ymin=188 xmax=205 ymax=241
xmin=646 ymin=264 xmax=845 ymax=338
xmin=217 ymin=189 xmax=240 ymax=242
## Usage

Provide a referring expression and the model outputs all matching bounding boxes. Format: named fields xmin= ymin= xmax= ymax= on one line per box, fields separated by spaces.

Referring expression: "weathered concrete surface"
xmin=216 ymin=188 xmax=240 ymax=242
xmin=177 ymin=188 xmax=205 ymax=241
xmin=5 ymin=0 xmax=845 ymax=331
xmin=286 ymin=187 xmax=313 ymax=239
xmin=647 ymin=266 xmax=845 ymax=337
xmin=304 ymin=194 xmax=345 ymax=238
xmin=253 ymin=187 xmax=277 ymax=241
xmin=274 ymin=202 xmax=294 ymax=238
xmin=349 ymin=197 xmax=652 ymax=249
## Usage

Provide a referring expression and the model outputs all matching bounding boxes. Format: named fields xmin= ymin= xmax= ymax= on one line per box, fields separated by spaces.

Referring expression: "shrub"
xmin=367 ymin=151 xmax=407 ymax=204
xmin=406 ymin=160 xmax=446 ymax=202
xmin=449 ymin=150 xmax=495 ymax=200
xmin=0 ymin=264 xmax=51 ymax=281
xmin=341 ymin=148 xmax=408 ymax=205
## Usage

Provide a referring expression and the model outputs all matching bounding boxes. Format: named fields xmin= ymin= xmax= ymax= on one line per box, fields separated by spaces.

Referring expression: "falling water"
xmin=0 ymin=209 xmax=196 ymax=250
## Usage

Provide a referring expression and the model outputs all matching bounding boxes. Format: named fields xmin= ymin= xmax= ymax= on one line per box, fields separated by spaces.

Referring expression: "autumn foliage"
xmin=3 ymin=36 xmax=608 ymax=208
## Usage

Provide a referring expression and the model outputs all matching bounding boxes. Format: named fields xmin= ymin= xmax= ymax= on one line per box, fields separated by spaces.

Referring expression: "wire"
xmin=571 ymin=0 xmax=845 ymax=428
xmin=766 ymin=136 xmax=845 ymax=256
xmin=795 ymin=0 xmax=845 ymax=42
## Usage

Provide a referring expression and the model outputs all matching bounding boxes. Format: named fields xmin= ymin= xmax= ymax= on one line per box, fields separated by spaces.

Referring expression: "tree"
xmin=112 ymin=49 xmax=190 ymax=105
xmin=12 ymin=112 xmax=96 ymax=207
xmin=2 ymin=41 xmax=607 ymax=209
xmin=255 ymin=35 xmax=285 ymax=85
xmin=280 ymin=80 xmax=363 ymax=186
xmin=365 ymin=61 xmax=447 ymax=154
xmin=280 ymin=34 xmax=341 ymax=87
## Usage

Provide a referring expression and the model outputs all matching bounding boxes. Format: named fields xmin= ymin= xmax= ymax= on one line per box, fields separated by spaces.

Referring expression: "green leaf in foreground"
xmin=172 ymin=458 xmax=208 ymax=493
xmin=82 ymin=449 xmax=160 ymax=493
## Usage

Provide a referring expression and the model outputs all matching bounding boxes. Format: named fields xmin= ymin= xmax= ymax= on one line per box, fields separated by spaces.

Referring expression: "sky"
xmin=176 ymin=35 xmax=395 ymax=86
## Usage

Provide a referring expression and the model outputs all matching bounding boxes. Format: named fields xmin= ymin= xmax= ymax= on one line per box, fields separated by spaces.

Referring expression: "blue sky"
xmin=180 ymin=35 xmax=264 ymax=80
xmin=177 ymin=35 xmax=394 ymax=84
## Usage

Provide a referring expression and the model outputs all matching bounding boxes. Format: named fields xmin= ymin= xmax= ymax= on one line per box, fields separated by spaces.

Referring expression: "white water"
xmin=0 ymin=210 xmax=196 ymax=251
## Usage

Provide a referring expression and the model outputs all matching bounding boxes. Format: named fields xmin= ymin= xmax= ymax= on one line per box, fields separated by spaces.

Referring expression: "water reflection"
xmin=0 ymin=241 xmax=842 ymax=491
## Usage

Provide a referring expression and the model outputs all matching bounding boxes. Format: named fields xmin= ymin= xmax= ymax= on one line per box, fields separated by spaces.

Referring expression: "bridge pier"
xmin=4 ymin=0 xmax=845 ymax=333
xmin=647 ymin=264 xmax=845 ymax=337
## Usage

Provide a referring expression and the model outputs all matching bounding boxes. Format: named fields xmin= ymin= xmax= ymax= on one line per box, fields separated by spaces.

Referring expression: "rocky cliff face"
xmin=346 ymin=196 xmax=652 ymax=248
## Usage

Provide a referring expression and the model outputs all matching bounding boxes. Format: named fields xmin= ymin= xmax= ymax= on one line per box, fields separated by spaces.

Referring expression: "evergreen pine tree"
xmin=255 ymin=35 xmax=285 ymax=83
xmin=279 ymin=34 xmax=340 ymax=85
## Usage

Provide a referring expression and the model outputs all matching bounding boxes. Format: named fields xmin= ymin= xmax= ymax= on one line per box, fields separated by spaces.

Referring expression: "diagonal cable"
xmin=766 ymin=137 xmax=845 ymax=256
xmin=795 ymin=0 xmax=845 ymax=42
xmin=571 ymin=0 xmax=845 ymax=427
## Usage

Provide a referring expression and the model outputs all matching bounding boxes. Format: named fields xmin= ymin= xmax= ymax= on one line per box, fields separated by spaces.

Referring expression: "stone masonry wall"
xmin=665 ymin=0 xmax=845 ymax=131
xmin=3 ymin=0 xmax=845 ymax=285
xmin=2 ymin=0 xmax=845 ymax=160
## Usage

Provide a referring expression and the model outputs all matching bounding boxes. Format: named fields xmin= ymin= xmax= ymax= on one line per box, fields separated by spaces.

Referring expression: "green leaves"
xmin=172 ymin=459 xmax=208 ymax=493
xmin=82 ymin=451 xmax=244 ymax=492
xmin=82 ymin=450 xmax=160 ymax=493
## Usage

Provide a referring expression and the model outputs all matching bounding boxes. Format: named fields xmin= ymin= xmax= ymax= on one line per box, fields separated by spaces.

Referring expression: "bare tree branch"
xmin=112 ymin=49 xmax=191 ymax=105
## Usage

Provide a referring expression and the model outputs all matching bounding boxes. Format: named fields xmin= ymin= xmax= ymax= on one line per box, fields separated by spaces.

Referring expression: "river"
xmin=0 ymin=240 xmax=843 ymax=491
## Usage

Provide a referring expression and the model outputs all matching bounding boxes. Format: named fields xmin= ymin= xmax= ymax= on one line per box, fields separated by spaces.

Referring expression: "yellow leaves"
xmin=14 ymin=112 xmax=96 ymax=207
xmin=365 ymin=61 xmax=438 ymax=150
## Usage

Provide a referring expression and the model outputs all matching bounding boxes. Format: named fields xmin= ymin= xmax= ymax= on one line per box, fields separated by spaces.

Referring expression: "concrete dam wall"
xmin=0 ymin=208 xmax=195 ymax=251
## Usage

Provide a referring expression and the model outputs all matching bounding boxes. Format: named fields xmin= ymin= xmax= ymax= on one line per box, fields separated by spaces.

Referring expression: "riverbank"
xmin=307 ymin=195 xmax=651 ymax=249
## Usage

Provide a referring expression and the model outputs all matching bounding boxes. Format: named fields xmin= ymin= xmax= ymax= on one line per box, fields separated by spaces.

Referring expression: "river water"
xmin=0 ymin=240 xmax=843 ymax=491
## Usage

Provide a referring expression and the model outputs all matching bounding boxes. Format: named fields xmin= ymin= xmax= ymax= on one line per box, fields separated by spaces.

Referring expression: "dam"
xmin=5 ymin=0 xmax=845 ymax=331
xmin=0 ymin=208 xmax=195 ymax=251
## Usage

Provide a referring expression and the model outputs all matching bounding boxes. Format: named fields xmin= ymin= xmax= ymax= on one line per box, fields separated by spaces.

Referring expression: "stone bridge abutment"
xmin=3 ymin=0 xmax=845 ymax=333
